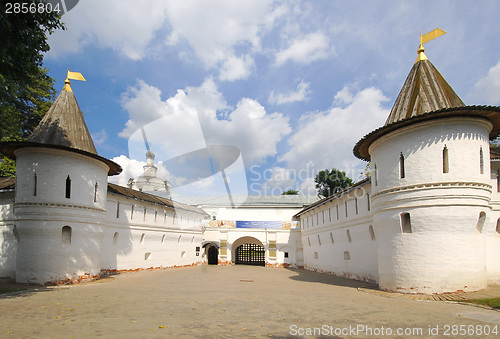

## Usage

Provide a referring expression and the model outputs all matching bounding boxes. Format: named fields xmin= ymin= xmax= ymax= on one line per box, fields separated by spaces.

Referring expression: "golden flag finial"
xmin=63 ymin=68 xmax=86 ymax=92
xmin=415 ymin=28 xmax=446 ymax=63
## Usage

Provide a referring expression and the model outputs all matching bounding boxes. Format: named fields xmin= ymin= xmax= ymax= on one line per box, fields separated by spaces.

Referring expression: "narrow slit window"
xmin=317 ymin=235 xmax=321 ymax=245
xmin=62 ymin=226 xmax=72 ymax=245
xmin=143 ymin=208 xmax=147 ymax=221
xmin=480 ymin=147 xmax=484 ymax=174
xmin=116 ymin=202 xmax=120 ymax=218
xmin=367 ymin=193 xmax=371 ymax=211
xmin=496 ymin=219 xmax=500 ymax=234
xmin=345 ymin=201 xmax=348 ymax=218
xmin=373 ymin=163 xmax=378 ymax=186
xmin=140 ymin=233 xmax=145 ymax=244
xmin=113 ymin=232 xmax=119 ymax=245
xmin=369 ymin=225 xmax=376 ymax=241
xmin=443 ymin=145 xmax=449 ymax=173
xmin=355 ymin=198 xmax=358 ymax=215
xmin=94 ymin=182 xmax=98 ymax=202
xmin=154 ymin=210 xmax=158 ymax=223
xmin=401 ymin=213 xmax=412 ymax=233
xmin=33 ymin=172 xmax=37 ymax=196
xmin=497 ymin=169 xmax=500 ymax=193
xmin=131 ymin=205 xmax=134 ymax=219
xmin=346 ymin=229 xmax=352 ymax=243
xmin=399 ymin=153 xmax=405 ymax=179
xmin=330 ymin=232 xmax=334 ymax=244
xmin=329 ymin=208 xmax=331 ymax=222
xmin=336 ymin=205 xmax=339 ymax=220
xmin=477 ymin=212 xmax=486 ymax=233
xmin=65 ymin=175 xmax=71 ymax=199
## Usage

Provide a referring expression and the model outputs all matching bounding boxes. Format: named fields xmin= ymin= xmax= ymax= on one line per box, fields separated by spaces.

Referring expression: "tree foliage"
xmin=281 ymin=189 xmax=299 ymax=195
xmin=0 ymin=0 xmax=64 ymax=176
xmin=314 ymin=168 xmax=353 ymax=197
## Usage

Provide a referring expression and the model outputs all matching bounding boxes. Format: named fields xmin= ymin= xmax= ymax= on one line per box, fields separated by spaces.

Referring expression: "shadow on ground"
xmin=285 ymin=267 xmax=377 ymax=289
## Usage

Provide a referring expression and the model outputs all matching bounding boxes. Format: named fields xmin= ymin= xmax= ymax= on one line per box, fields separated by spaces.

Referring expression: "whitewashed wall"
xmin=300 ymin=182 xmax=377 ymax=283
xmin=0 ymin=191 xmax=16 ymax=278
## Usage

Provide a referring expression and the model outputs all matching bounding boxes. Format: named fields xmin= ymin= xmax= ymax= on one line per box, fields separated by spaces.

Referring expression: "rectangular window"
xmin=401 ymin=213 xmax=412 ymax=233
xmin=329 ymin=208 xmax=331 ymax=222
xmin=443 ymin=146 xmax=449 ymax=173
xmin=345 ymin=201 xmax=348 ymax=218
xmin=355 ymin=198 xmax=358 ymax=214
xmin=116 ymin=202 xmax=120 ymax=218
xmin=480 ymin=147 xmax=484 ymax=174
xmin=399 ymin=153 xmax=405 ymax=179
xmin=65 ymin=175 xmax=71 ymax=199
xmin=367 ymin=193 xmax=371 ymax=211
xmin=33 ymin=172 xmax=37 ymax=196
xmin=336 ymin=205 xmax=339 ymax=220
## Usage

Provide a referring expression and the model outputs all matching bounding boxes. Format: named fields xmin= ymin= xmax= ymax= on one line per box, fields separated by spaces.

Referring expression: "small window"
xmin=140 ymin=233 xmax=145 ymax=244
xmin=330 ymin=232 xmax=334 ymax=244
xmin=496 ymin=219 xmax=500 ymax=234
xmin=33 ymin=172 xmax=37 ymax=196
xmin=497 ymin=169 xmax=500 ymax=193
xmin=322 ymin=210 xmax=325 ymax=223
xmin=94 ymin=182 xmax=98 ymax=202
xmin=399 ymin=153 xmax=405 ymax=179
xmin=329 ymin=208 xmax=331 ymax=222
xmin=401 ymin=213 xmax=412 ymax=233
xmin=113 ymin=232 xmax=119 ymax=245
xmin=178 ymin=235 xmax=182 ymax=243
xmin=314 ymin=252 xmax=318 ymax=259
xmin=62 ymin=226 xmax=72 ymax=245
xmin=164 ymin=212 xmax=167 ymax=224
xmin=284 ymin=252 xmax=289 ymax=258
xmin=480 ymin=147 xmax=484 ymax=174
xmin=13 ymin=226 xmax=19 ymax=243
xmin=181 ymin=251 xmax=186 ymax=258
xmin=145 ymin=252 xmax=152 ymax=260
xmin=196 ymin=246 xmax=200 ymax=252
xmin=367 ymin=193 xmax=371 ymax=211
xmin=346 ymin=229 xmax=352 ymax=243
xmin=317 ymin=235 xmax=321 ymax=246
xmin=344 ymin=251 xmax=350 ymax=260
xmin=477 ymin=212 xmax=486 ymax=233
xmin=307 ymin=237 xmax=311 ymax=246
xmin=373 ymin=163 xmax=378 ymax=186
xmin=443 ymin=146 xmax=449 ymax=173
xmin=161 ymin=234 xmax=166 ymax=244
xmin=131 ymin=205 xmax=134 ymax=220
xmin=116 ymin=202 xmax=120 ymax=218
xmin=345 ymin=201 xmax=348 ymax=218
xmin=336 ymin=205 xmax=339 ymax=220
xmin=355 ymin=198 xmax=358 ymax=214
xmin=154 ymin=210 xmax=158 ymax=223
xmin=369 ymin=225 xmax=376 ymax=241
xmin=143 ymin=208 xmax=147 ymax=221
xmin=65 ymin=175 xmax=71 ymax=199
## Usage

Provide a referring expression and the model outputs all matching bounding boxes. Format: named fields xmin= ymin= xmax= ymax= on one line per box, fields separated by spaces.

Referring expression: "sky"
xmin=42 ymin=0 xmax=500 ymax=197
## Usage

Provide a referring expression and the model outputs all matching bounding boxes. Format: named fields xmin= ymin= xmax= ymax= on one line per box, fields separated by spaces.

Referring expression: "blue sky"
xmin=42 ymin=0 xmax=500 ymax=196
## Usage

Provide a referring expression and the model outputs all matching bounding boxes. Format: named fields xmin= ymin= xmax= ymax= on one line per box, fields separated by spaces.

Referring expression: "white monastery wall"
xmin=486 ymin=160 xmax=500 ymax=283
xmin=101 ymin=194 xmax=204 ymax=272
xmin=0 ymin=191 xmax=16 ymax=278
xmin=214 ymin=206 xmax=304 ymax=222
xmin=300 ymin=182 xmax=377 ymax=283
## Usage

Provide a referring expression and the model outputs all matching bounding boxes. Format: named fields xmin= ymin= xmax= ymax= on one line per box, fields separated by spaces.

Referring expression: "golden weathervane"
xmin=416 ymin=28 xmax=446 ymax=63
xmin=63 ymin=69 xmax=86 ymax=92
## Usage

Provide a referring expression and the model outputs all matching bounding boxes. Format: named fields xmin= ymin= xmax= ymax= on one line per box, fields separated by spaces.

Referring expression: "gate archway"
xmin=232 ymin=236 xmax=266 ymax=266
xmin=207 ymin=245 xmax=218 ymax=265
xmin=235 ymin=243 xmax=265 ymax=266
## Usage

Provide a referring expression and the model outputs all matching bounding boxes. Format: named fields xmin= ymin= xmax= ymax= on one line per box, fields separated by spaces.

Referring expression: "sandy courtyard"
xmin=1 ymin=265 xmax=499 ymax=338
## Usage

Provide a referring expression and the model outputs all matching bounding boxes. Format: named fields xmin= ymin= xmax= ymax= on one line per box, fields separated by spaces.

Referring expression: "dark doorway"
xmin=207 ymin=246 xmax=218 ymax=265
xmin=235 ymin=243 xmax=265 ymax=266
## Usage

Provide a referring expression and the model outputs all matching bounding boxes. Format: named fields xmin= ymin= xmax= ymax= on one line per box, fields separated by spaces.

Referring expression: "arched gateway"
xmin=232 ymin=236 xmax=265 ymax=266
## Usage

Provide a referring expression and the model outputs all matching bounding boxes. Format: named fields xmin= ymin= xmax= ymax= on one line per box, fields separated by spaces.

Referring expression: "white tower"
xmin=0 ymin=73 xmax=122 ymax=284
xmin=354 ymin=31 xmax=500 ymax=294
xmin=128 ymin=147 xmax=171 ymax=193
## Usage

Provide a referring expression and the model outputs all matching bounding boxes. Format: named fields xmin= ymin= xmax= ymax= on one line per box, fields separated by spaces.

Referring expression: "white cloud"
xmin=219 ymin=54 xmax=255 ymax=81
xmin=472 ymin=59 xmax=500 ymax=105
xmin=269 ymin=81 xmax=311 ymax=105
xmin=47 ymin=0 xmax=170 ymax=60
xmin=274 ymin=31 xmax=331 ymax=66
xmin=108 ymin=155 xmax=147 ymax=187
xmin=260 ymin=167 xmax=297 ymax=194
xmin=91 ymin=129 xmax=108 ymax=146
xmin=120 ymin=78 xmax=291 ymax=166
xmin=280 ymin=86 xmax=389 ymax=176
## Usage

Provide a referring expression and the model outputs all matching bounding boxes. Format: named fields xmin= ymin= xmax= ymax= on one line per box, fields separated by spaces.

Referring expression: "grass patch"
xmin=464 ymin=298 xmax=500 ymax=309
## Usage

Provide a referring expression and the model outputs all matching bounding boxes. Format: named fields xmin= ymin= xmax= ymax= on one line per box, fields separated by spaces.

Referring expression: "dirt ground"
xmin=0 ymin=265 xmax=499 ymax=338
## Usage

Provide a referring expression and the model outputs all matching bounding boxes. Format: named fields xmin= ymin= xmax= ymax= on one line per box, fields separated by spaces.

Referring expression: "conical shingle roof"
xmin=0 ymin=79 xmax=122 ymax=175
xmin=28 ymin=84 xmax=97 ymax=154
xmin=385 ymin=59 xmax=464 ymax=125
xmin=353 ymin=47 xmax=500 ymax=161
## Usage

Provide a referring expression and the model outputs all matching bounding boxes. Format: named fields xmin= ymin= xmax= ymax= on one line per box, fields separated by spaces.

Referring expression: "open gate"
xmin=235 ymin=243 xmax=265 ymax=266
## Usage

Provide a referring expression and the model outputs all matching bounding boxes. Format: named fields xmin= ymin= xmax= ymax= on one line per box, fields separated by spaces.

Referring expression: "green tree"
xmin=315 ymin=168 xmax=353 ymax=197
xmin=281 ymin=189 xmax=299 ymax=195
xmin=0 ymin=0 xmax=64 ymax=176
